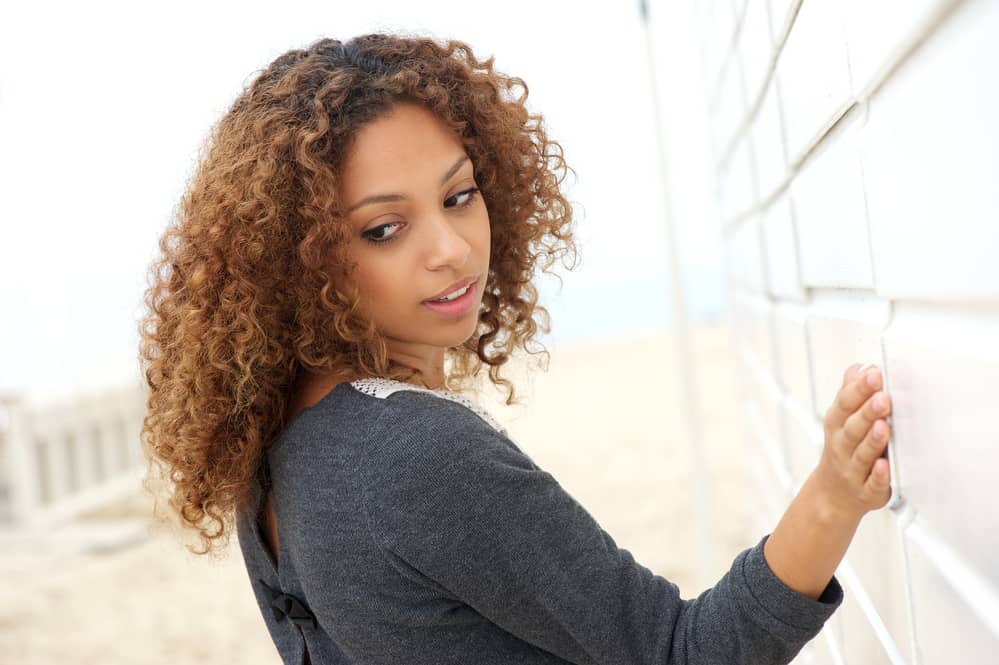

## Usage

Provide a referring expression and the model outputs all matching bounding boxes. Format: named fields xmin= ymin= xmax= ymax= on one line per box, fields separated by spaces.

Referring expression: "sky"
xmin=0 ymin=0 xmax=723 ymax=400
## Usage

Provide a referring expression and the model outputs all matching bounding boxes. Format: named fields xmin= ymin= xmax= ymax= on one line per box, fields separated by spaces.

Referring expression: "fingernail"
xmin=872 ymin=395 xmax=884 ymax=413
xmin=866 ymin=370 xmax=879 ymax=388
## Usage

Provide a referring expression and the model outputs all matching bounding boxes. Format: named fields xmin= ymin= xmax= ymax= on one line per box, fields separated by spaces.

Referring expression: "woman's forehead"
xmin=339 ymin=105 xmax=471 ymax=203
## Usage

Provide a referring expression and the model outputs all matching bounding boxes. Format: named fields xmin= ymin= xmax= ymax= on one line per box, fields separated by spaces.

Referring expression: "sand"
xmin=0 ymin=323 xmax=759 ymax=664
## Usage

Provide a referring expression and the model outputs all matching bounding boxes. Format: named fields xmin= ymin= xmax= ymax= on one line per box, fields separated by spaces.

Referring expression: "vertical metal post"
xmin=637 ymin=0 xmax=717 ymax=587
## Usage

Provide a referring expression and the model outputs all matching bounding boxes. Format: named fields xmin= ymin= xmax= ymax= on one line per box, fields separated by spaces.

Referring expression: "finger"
xmin=826 ymin=365 xmax=882 ymax=431
xmin=852 ymin=419 xmax=891 ymax=473
xmin=841 ymin=361 xmax=877 ymax=387
xmin=825 ymin=363 xmax=861 ymax=438
xmin=842 ymin=391 xmax=892 ymax=444
xmin=841 ymin=363 xmax=863 ymax=387
xmin=862 ymin=457 xmax=892 ymax=507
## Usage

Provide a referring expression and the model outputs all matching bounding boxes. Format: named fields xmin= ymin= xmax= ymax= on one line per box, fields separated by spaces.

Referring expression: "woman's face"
xmin=339 ymin=102 xmax=491 ymax=376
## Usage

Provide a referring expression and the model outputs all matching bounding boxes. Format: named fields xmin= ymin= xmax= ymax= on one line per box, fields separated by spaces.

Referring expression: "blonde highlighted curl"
xmin=139 ymin=33 xmax=578 ymax=555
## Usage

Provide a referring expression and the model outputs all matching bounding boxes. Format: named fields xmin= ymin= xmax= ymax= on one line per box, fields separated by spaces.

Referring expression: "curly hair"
xmin=139 ymin=33 xmax=579 ymax=555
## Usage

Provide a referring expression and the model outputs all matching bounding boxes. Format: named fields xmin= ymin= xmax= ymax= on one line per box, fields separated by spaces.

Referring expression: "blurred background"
xmin=0 ymin=0 xmax=724 ymax=401
xmin=2 ymin=0 xmax=997 ymax=663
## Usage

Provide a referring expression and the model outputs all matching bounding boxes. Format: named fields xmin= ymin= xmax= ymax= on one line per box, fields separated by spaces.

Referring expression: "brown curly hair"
xmin=139 ymin=33 xmax=578 ymax=555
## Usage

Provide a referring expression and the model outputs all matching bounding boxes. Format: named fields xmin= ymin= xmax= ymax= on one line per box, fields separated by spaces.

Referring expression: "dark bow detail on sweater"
xmin=258 ymin=579 xmax=317 ymax=629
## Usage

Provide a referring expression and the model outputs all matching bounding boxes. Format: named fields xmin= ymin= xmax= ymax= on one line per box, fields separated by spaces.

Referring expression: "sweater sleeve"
xmin=361 ymin=395 xmax=842 ymax=665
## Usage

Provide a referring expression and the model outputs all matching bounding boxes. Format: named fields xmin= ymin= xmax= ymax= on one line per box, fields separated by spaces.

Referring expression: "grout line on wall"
xmin=787 ymin=100 xmax=862 ymax=175
xmin=836 ymin=560 xmax=910 ymax=665
xmin=713 ymin=0 xmax=965 ymax=211
xmin=772 ymin=0 xmax=804 ymax=64
xmin=894 ymin=500 xmax=921 ymax=665
xmin=706 ymin=52 xmax=731 ymax=116
xmin=714 ymin=0 xmax=802 ymax=172
xmin=721 ymin=92 xmax=859 ymax=223
xmin=820 ymin=621 xmax=847 ymax=665
xmin=753 ymin=178 xmax=791 ymax=229
xmin=706 ymin=0 xmax=748 ymax=115
xmin=853 ymin=0 xmax=968 ymax=106
xmin=878 ymin=322 xmax=919 ymax=663
xmin=877 ymin=307 xmax=903 ymax=513
xmin=714 ymin=56 xmax=751 ymax=174
xmin=786 ymin=196 xmax=810 ymax=308
xmin=721 ymin=168 xmax=791 ymax=232
xmin=905 ymin=520 xmax=999 ymax=642
xmin=856 ymin=97 xmax=879 ymax=296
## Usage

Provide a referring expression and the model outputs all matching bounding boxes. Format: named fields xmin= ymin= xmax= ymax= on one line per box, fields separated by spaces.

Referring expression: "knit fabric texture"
xmin=235 ymin=381 xmax=842 ymax=664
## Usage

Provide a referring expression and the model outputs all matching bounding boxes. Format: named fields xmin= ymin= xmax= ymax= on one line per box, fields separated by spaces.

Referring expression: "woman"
xmin=140 ymin=33 xmax=894 ymax=665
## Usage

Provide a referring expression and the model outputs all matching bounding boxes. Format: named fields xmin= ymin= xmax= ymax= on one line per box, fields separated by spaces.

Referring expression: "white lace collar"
xmin=349 ymin=377 xmax=507 ymax=435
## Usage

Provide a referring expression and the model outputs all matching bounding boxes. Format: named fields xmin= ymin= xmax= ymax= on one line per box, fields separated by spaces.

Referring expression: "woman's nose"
xmin=424 ymin=213 xmax=471 ymax=270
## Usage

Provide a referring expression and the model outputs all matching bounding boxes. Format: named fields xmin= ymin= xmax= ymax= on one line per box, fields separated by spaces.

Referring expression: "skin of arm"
xmin=763 ymin=363 xmax=894 ymax=600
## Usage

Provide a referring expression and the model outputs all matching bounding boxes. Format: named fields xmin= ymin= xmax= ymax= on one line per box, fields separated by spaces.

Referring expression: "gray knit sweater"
xmin=235 ymin=380 xmax=841 ymax=664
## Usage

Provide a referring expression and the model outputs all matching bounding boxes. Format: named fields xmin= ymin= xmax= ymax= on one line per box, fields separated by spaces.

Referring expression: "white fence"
xmin=660 ymin=0 xmax=999 ymax=663
xmin=0 ymin=384 xmax=146 ymax=528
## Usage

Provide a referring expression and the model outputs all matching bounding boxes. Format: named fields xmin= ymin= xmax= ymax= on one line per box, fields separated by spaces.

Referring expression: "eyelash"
xmin=362 ymin=187 xmax=481 ymax=245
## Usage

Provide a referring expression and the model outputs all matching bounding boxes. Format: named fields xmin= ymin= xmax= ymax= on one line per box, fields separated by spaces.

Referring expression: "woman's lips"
xmin=424 ymin=275 xmax=477 ymax=302
xmin=422 ymin=279 xmax=479 ymax=317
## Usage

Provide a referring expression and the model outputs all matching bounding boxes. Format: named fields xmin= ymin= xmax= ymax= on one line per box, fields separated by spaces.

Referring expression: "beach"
xmin=0 ymin=323 xmax=757 ymax=664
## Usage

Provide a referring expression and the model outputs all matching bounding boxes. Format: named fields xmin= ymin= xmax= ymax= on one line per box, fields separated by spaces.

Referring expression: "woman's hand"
xmin=762 ymin=362 xmax=894 ymax=600
xmin=813 ymin=363 xmax=893 ymax=520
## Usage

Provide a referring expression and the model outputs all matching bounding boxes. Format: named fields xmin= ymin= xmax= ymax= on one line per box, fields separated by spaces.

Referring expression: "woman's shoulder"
xmin=352 ymin=380 xmax=546 ymax=529
xmin=260 ymin=377 xmax=532 ymax=536
xmin=261 ymin=377 xmax=524 ymax=523
xmin=347 ymin=377 xmax=508 ymax=436
xmin=274 ymin=377 xmax=514 ymax=465
xmin=344 ymin=378 xmax=537 ymax=479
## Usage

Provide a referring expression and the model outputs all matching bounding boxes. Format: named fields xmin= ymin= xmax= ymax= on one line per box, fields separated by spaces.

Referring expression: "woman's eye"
xmin=445 ymin=187 xmax=480 ymax=208
xmin=362 ymin=221 xmax=403 ymax=244
xmin=361 ymin=188 xmax=478 ymax=245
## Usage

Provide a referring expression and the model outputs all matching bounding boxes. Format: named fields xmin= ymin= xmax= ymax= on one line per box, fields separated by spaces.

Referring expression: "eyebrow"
xmin=343 ymin=155 xmax=470 ymax=214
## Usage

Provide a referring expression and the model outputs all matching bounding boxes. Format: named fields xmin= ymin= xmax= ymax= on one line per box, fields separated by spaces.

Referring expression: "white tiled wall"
xmin=681 ymin=0 xmax=999 ymax=662
xmin=861 ymin=2 xmax=999 ymax=302
xmin=761 ymin=195 xmax=805 ymax=301
xmin=904 ymin=521 xmax=999 ymax=664
xmin=881 ymin=305 xmax=999 ymax=589
xmin=752 ymin=79 xmax=790 ymax=203
xmin=776 ymin=0 xmax=852 ymax=164
xmin=805 ymin=292 xmax=890 ymax=420
xmin=790 ymin=115 xmax=874 ymax=289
